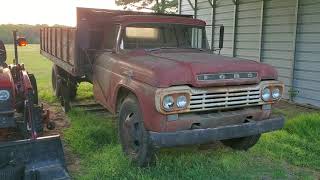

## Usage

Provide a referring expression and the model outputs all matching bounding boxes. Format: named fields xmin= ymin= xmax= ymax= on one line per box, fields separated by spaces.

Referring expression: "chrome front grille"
xmin=189 ymin=87 xmax=262 ymax=111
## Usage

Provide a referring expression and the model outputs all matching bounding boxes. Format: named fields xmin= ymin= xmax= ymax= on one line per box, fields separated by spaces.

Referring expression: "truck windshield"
xmin=121 ymin=24 xmax=209 ymax=50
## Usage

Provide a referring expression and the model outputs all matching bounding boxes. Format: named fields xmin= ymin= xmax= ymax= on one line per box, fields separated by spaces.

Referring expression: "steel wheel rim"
xmin=123 ymin=112 xmax=142 ymax=156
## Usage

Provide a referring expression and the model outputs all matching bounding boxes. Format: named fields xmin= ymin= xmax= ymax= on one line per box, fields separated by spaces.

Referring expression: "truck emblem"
xmin=234 ymin=73 xmax=240 ymax=79
xmin=197 ymin=72 xmax=258 ymax=81
xmin=219 ymin=74 xmax=226 ymax=79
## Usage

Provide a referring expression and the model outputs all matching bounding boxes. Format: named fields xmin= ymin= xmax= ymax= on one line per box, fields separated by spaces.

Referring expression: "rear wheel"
xmin=118 ymin=95 xmax=154 ymax=167
xmin=221 ymin=134 xmax=261 ymax=151
xmin=52 ymin=65 xmax=61 ymax=98
xmin=52 ymin=65 xmax=77 ymax=100
xmin=60 ymin=80 xmax=71 ymax=113
xmin=69 ymin=84 xmax=77 ymax=100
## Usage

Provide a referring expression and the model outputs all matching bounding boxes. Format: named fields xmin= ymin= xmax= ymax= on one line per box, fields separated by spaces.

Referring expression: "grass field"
xmin=6 ymin=44 xmax=320 ymax=179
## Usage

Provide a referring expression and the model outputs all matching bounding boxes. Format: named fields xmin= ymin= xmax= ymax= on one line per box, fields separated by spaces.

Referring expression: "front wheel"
xmin=221 ymin=134 xmax=261 ymax=151
xmin=118 ymin=95 xmax=155 ymax=167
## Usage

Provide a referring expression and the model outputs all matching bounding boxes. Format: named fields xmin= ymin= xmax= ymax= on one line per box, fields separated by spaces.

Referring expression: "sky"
xmin=0 ymin=0 xmax=121 ymax=26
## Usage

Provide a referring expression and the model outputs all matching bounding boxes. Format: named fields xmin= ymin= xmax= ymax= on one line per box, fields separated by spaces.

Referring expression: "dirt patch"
xmin=43 ymin=103 xmax=70 ymax=136
xmin=42 ymin=102 xmax=81 ymax=174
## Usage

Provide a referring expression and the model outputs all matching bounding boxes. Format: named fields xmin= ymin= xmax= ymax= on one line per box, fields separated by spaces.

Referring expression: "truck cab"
xmin=41 ymin=8 xmax=285 ymax=167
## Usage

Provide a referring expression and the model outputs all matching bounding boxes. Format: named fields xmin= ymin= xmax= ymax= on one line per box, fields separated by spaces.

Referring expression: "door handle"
xmin=122 ymin=70 xmax=133 ymax=78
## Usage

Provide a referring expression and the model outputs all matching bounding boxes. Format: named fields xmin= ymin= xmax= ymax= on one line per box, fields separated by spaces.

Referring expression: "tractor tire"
xmin=221 ymin=134 xmax=261 ymax=151
xmin=28 ymin=74 xmax=39 ymax=105
xmin=52 ymin=65 xmax=61 ymax=98
xmin=20 ymin=92 xmax=44 ymax=138
xmin=0 ymin=40 xmax=6 ymax=64
xmin=118 ymin=95 xmax=155 ymax=167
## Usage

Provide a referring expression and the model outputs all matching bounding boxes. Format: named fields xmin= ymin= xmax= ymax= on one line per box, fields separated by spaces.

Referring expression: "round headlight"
xmin=176 ymin=95 xmax=187 ymax=108
xmin=261 ymin=88 xmax=271 ymax=101
xmin=0 ymin=90 xmax=10 ymax=101
xmin=272 ymin=88 xmax=281 ymax=100
xmin=163 ymin=95 xmax=174 ymax=111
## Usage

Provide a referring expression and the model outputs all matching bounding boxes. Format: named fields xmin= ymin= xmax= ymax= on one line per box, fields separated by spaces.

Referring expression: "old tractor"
xmin=0 ymin=31 xmax=69 ymax=180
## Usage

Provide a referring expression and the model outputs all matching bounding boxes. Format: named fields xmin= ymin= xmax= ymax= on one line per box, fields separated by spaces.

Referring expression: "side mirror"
xmin=17 ymin=37 xmax=28 ymax=47
xmin=219 ymin=25 xmax=224 ymax=50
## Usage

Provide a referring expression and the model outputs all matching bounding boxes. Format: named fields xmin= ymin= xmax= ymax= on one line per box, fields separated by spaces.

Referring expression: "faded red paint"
xmin=0 ymin=64 xmax=34 ymax=109
xmin=89 ymin=16 xmax=280 ymax=132
xmin=119 ymin=49 xmax=278 ymax=88
xmin=92 ymin=48 xmax=280 ymax=132
xmin=0 ymin=67 xmax=14 ymax=88
xmin=41 ymin=11 xmax=283 ymax=133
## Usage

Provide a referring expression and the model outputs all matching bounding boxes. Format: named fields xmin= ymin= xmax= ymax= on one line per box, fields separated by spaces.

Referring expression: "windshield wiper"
xmin=182 ymin=47 xmax=206 ymax=51
xmin=145 ymin=47 xmax=208 ymax=52
xmin=145 ymin=47 xmax=179 ymax=52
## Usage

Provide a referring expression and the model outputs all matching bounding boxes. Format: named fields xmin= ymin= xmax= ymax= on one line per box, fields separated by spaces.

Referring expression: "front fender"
xmin=113 ymin=79 xmax=166 ymax=132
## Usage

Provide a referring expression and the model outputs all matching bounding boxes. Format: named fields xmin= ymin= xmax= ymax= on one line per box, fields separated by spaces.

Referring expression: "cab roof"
xmin=111 ymin=15 xmax=206 ymax=26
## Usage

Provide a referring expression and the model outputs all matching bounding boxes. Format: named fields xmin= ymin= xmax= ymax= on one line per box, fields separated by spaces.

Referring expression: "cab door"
xmin=92 ymin=25 xmax=120 ymax=111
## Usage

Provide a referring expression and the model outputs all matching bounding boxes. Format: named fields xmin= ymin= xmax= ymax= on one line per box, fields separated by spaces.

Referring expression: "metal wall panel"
xmin=293 ymin=0 xmax=320 ymax=106
xmin=181 ymin=0 xmax=194 ymax=15
xmin=197 ymin=0 xmax=214 ymax=49
xmin=179 ymin=0 xmax=320 ymax=107
xmin=234 ymin=0 xmax=262 ymax=60
xmin=213 ymin=0 xmax=234 ymax=56
xmin=260 ymin=0 xmax=296 ymax=99
xmin=181 ymin=0 xmax=214 ymax=49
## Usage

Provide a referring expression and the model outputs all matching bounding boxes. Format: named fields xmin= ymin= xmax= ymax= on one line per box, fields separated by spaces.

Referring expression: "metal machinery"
xmin=0 ymin=31 xmax=70 ymax=180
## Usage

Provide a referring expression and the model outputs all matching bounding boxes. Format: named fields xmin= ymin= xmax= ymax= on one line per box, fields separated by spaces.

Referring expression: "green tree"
xmin=115 ymin=0 xmax=178 ymax=13
xmin=0 ymin=24 xmax=67 ymax=44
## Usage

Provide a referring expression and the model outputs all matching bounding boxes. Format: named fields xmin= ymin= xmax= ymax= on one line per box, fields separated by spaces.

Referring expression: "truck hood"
xmin=122 ymin=50 xmax=278 ymax=88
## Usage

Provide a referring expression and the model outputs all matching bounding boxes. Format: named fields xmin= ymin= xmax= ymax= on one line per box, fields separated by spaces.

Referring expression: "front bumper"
xmin=150 ymin=116 xmax=284 ymax=148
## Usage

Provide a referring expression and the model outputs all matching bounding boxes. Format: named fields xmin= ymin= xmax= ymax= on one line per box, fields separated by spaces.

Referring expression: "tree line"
xmin=0 ymin=24 xmax=65 ymax=44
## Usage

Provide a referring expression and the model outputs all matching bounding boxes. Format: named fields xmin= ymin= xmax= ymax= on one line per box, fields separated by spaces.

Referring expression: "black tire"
xmin=69 ymin=84 xmax=77 ymax=100
xmin=52 ymin=65 xmax=61 ymax=98
xmin=20 ymin=91 xmax=43 ymax=138
xmin=60 ymin=81 xmax=71 ymax=113
xmin=28 ymin=74 xmax=39 ymax=105
xmin=118 ymin=95 xmax=154 ymax=167
xmin=221 ymin=134 xmax=261 ymax=151
xmin=0 ymin=40 xmax=6 ymax=64
xmin=52 ymin=65 xmax=77 ymax=100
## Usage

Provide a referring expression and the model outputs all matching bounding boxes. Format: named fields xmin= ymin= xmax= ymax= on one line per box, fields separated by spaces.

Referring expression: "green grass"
xmin=7 ymin=44 xmax=320 ymax=179
xmin=6 ymin=44 xmax=93 ymax=103
xmin=65 ymin=110 xmax=320 ymax=179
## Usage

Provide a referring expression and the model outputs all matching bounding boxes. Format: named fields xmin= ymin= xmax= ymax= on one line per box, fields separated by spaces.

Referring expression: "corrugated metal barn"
xmin=178 ymin=0 xmax=320 ymax=107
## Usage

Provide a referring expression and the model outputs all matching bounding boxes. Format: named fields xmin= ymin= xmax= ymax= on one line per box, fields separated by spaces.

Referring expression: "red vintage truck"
xmin=40 ymin=8 xmax=285 ymax=166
